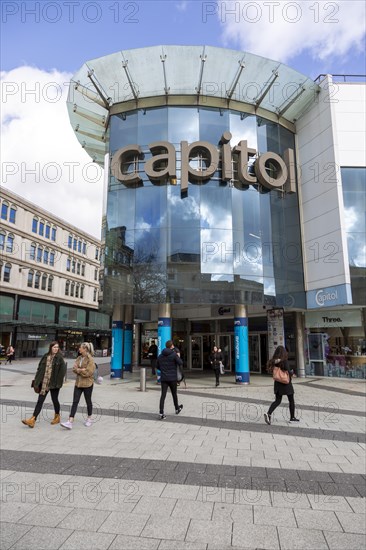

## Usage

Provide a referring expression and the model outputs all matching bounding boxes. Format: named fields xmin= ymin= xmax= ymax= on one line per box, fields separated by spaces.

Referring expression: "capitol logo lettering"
xmin=315 ymin=289 xmax=338 ymax=306
xmin=111 ymin=132 xmax=296 ymax=194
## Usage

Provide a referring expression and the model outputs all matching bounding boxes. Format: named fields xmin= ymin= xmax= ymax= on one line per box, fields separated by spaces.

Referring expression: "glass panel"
xmin=32 ymin=218 xmax=38 ymax=233
xmin=1 ymin=203 xmax=8 ymax=220
xmin=9 ymin=208 xmax=16 ymax=223
xmin=39 ymin=222 xmax=44 ymax=236
xmin=3 ymin=264 xmax=11 ymax=282
xmin=191 ymin=336 xmax=202 ymax=370
xmin=0 ymin=295 xmax=14 ymax=320
xmin=45 ymin=225 xmax=50 ymax=239
xmin=51 ymin=227 xmax=56 ymax=241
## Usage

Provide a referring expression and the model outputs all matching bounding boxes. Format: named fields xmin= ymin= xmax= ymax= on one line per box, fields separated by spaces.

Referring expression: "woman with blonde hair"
xmin=22 ymin=341 xmax=66 ymax=428
xmin=61 ymin=342 xmax=96 ymax=430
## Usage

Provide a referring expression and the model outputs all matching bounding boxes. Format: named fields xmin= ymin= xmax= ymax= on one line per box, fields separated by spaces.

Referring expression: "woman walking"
xmin=264 ymin=345 xmax=299 ymax=425
xmin=22 ymin=341 xmax=67 ymax=428
xmin=209 ymin=346 xmax=223 ymax=387
xmin=61 ymin=342 xmax=96 ymax=430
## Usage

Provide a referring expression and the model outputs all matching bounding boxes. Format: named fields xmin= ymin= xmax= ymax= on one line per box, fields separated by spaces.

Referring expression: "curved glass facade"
xmin=103 ymin=106 xmax=305 ymax=309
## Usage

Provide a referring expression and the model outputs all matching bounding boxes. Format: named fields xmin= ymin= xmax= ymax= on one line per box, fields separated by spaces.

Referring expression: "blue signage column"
xmin=111 ymin=320 xmax=123 ymax=378
xmin=123 ymin=305 xmax=133 ymax=373
xmin=234 ymin=305 xmax=249 ymax=384
xmin=157 ymin=304 xmax=171 ymax=384
xmin=123 ymin=324 xmax=133 ymax=372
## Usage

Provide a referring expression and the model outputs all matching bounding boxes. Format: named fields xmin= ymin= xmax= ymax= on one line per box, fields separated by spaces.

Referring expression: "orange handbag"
xmin=272 ymin=366 xmax=290 ymax=384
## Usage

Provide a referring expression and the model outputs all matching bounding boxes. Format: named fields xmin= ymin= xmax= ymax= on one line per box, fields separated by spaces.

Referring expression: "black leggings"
xmin=33 ymin=388 xmax=60 ymax=418
xmin=70 ymin=385 xmax=93 ymax=418
xmin=214 ymin=368 xmax=220 ymax=384
xmin=159 ymin=381 xmax=178 ymax=414
xmin=268 ymin=392 xmax=295 ymax=418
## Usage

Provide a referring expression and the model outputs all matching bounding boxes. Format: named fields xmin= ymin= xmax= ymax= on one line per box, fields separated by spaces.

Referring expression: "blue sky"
xmin=1 ymin=1 xmax=365 ymax=236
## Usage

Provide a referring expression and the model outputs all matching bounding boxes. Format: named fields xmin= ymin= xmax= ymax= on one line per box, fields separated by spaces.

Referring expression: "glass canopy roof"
xmin=67 ymin=45 xmax=320 ymax=165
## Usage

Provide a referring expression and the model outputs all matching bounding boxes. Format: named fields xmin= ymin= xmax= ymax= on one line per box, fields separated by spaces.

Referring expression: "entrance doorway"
xmin=249 ymin=333 xmax=268 ymax=374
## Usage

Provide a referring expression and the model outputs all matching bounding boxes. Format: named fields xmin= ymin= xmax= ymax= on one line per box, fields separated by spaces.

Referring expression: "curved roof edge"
xmin=67 ymin=45 xmax=320 ymax=165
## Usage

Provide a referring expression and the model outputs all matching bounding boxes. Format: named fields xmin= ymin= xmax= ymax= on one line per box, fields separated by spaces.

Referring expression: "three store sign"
xmin=111 ymin=131 xmax=296 ymax=193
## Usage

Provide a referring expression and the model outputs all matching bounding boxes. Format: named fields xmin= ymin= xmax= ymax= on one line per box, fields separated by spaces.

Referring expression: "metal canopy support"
xmin=227 ymin=58 xmax=246 ymax=100
xmin=86 ymin=68 xmax=112 ymax=110
xmin=121 ymin=60 xmax=139 ymax=102
xmin=277 ymin=83 xmax=306 ymax=118
xmin=75 ymin=124 xmax=107 ymax=142
xmin=73 ymin=105 xmax=107 ymax=127
xmin=73 ymin=81 xmax=107 ymax=109
xmin=254 ymin=69 xmax=279 ymax=107
xmin=160 ymin=54 xmax=169 ymax=95
xmin=195 ymin=48 xmax=207 ymax=98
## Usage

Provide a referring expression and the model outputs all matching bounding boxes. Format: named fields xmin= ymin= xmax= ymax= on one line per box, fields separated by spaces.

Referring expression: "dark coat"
xmin=273 ymin=359 xmax=294 ymax=396
xmin=34 ymin=352 xmax=67 ymax=389
xmin=157 ymin=348 xmax=183 ymax=382
xmin=209 ymin=351 xmax=223 ymax=369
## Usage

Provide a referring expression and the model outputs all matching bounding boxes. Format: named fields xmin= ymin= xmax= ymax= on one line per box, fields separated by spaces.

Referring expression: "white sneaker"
xmin=84 ymin=419 xmax=92 ymax=427
xmin=61 ymin=421 xmax=73 ymax=430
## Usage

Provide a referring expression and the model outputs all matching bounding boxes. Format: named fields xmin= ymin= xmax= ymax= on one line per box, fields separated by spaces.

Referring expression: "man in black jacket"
xmin=157 ymin=340 xmax=183 ymax=419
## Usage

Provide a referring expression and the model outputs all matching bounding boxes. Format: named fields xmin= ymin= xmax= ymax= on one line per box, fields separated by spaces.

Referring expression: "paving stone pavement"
xmin=1 ymin=360 xmax=365 ymax=549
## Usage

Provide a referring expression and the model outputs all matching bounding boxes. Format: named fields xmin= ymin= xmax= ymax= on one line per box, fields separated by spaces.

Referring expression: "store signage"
xmin=306 ymin=284 xmax=352 ymax=309
xmin=111 ymin=132 xmax=296 ymax=194
xmin=212 ymin=306 xmax=233 ymax=317
xmin=267 ymin=308 xmax=285 ymax=359
xmin=305 ymin=310 xmax=362 ymax=328
xmin=27 ymin=335 xmax=47 ymax=340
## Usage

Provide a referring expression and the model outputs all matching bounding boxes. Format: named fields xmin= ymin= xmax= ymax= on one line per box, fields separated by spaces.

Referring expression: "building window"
xmin=70 ymin=282 xmax=75 ymax=297
xmin=41 ymin=273 xmax=47 ymax=291
xmin=68 ymin=235 xmax=72 ymax=248
xmin=37 ymin=247 xmax=43 ymax=262
xmin=65 ymin=280 xmax=70 ymax=295
xmin=48 ymin=276 xmax=53 ymax=292
xmin=81 ymin=264 xmax=85 ymax=277
xmin=50 ymin=252 xmax=55 ymax=266
xmin=80 ymin=285 xmax=84 ymax=299
xmin=39 ymin=221 xmax=44 ymax=236
xmin=72 ymin=260 xmax=76 ymax=273
xmin=9 ymin=207 xmax=16 ymax=224
xmin=78 ymin=240 xmax=82 ymax=253
xmin=45 ymin=225 xmax=50 ymax=239
xmin=66 ymin=258 xmax=71 ymax=272
xmin=30 ymin=243 xmax=36 ymax=260
xmin=73 ymin=238 xmax=77 ymax=251
xmin=75 ymin=284 xmax=79 ymax=298
xmin=27 ymin=270 xmax=34 ymax=288
xmin=0 ymin=232 xmax=5 ymax=251
xmin=51 ymin=227 xmax=56 ymax=241
xmin=6 ymin=234 xmax=14 ymax=253
xmin=95 ymin=248 xmax=99 ymax=260
xmin=34 ymin=271 xmax=40 ymax=289
xmin=43 ymin=250 xmax=49 ymax=264
xmin=82 ymin=242 xmax=86 ymax=254
xmin=1 ymin=202 xmax=8 ymax=220
xmin=93 ymin=288 xmax=97 ymax=301
xmin=32 ymin=217 xmax=38 ymax=233
xmin=77 ymin=262 xmax=80 ymax=275
xmin=3 ymin=263 xmax=11 ymax=282
xmin=94 ymin=268 xmax=98 ymax=281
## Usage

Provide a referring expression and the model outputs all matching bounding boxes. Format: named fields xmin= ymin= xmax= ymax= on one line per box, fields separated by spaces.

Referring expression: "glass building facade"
xmin=103 ymin=106 xmax=305 ymax=310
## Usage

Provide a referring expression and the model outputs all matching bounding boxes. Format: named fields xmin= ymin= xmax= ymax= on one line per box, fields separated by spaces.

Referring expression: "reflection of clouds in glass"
xmin=344 ymin=206 xmax=358 ymax=232
xmin=168 ymin=193 xmax=200 ymax=220
xmin=135 ymin=220 xmax=152 ymax=231
xmin=264 ymin=279 xmax=276 ymax=296
xmin=201 ymin=202 xmax=232 ymax=230
xmin=348 ymin=241 xmax=366 ymax=267
xmin=229 ymin=114 xmax=258 ymax=151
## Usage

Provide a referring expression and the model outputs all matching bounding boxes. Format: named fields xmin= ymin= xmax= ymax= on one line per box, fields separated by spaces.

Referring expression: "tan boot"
xmin=22 ymin=416 xmax=36 ymax=428
xmin=50 ymin=414 xmax=60 ymax=425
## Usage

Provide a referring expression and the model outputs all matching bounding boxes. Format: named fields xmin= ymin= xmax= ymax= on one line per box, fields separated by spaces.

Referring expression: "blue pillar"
xmin=235 ymin=305 xmax=249 ymax=384
xmin=123 ymin=323 xmax=133 ymax=372
xmin=111 ymin=320 xmax=123 ymax=379
xmin=157 ymin=304 xmax=171 ymax=384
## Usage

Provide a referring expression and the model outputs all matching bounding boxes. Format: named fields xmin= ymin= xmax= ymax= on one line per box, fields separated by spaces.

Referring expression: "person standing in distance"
xmin=22 ymin=341 xmax=67 ymax=428
xmin=61 ymin=342 xmax=96 ymax=430
xmin=157 ymin=340 xmax=183 ymax=419
xmin=209 ymin=345 xmax=223 ymax=387
xmin=264 ymin=345 xmax=299 ymax=425
xmin=148 ymin=340 xmax=158 ymax=375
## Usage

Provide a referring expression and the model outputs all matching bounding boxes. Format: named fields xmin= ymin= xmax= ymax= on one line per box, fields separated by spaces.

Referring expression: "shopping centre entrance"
xmin=190 ymin=333 xmax=268 ymax=374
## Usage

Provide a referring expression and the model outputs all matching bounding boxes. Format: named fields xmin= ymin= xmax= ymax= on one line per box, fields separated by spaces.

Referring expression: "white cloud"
xmin=218 ymin=1 xmax=365 ymax=63
xmin=176 ymin=1 xmax=189 ymax=12
xmin=1 ymin=66 xmax=104 ymax=238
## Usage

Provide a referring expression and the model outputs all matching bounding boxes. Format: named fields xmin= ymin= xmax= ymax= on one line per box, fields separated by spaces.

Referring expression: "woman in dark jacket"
xmin=209 ymin=346 xmax=223 ymax=387
xmin=264 ymin=345 xmax=299 ymax=425
xmin=22 ymin=341 xmax=66 ymax=428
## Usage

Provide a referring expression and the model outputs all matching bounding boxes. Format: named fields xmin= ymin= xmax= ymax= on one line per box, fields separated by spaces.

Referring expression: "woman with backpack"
xmin=264 ymin=345 xmax=299 ymax=425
